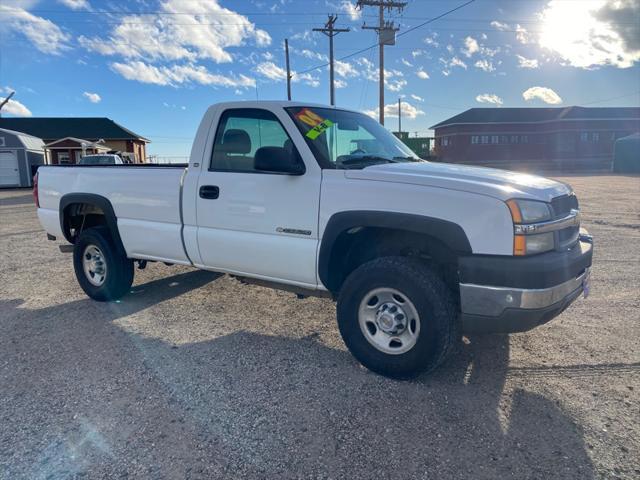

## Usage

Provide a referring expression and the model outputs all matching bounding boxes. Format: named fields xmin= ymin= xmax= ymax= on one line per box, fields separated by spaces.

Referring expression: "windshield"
xmin=80 ymin=155 xmax=117 ymax=165
xmin=285 ymin=106 xmax=421 ymax=169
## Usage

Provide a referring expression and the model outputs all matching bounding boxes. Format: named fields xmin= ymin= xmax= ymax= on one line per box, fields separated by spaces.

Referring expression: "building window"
xmin=580 ymin=132 xmax=589 ymax=142
xmin=510 ymin=135 xmax=519 ymax=144
xmin=441 ymin=136 xmax=452 ymax=147
xmin=58 ymin=152 xmax=71 ymax=164
xmin=481 ymin=135 xmax=489 ymax=144
xmin=491 ymin=135 xmax=499 ymax=144
xmin=591 ymin=132 xmax=599 ymax=142
xmin=520 ymin=135 xmax=528 ymax=144
xmin=500 ymin=135 xmax=508 ymax=144
xmin=471 ymin=135 xmax=479 ymax=144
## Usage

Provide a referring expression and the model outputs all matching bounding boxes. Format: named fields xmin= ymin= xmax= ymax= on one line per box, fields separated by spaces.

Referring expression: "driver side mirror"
xmin=254 ymin=146 xmax=305 ymax=175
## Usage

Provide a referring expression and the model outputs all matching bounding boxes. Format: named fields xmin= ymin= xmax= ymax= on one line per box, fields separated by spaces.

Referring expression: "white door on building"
xmin=0 ymin=151 xmax=20 ymax=187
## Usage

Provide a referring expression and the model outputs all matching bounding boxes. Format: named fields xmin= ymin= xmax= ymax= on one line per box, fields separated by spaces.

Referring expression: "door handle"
xmin=199 ymin=185 xmax=220 ymax=199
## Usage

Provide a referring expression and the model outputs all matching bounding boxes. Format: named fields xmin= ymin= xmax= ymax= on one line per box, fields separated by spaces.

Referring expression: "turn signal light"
xmin=514 ymin=235 xmax=526 ymax=256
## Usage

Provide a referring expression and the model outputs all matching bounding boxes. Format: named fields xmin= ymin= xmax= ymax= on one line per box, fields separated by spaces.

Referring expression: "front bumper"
xmin=459 ymin=234 xmax=593 ymax=333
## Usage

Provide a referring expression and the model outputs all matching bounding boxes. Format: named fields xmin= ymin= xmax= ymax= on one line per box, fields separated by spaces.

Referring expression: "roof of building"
xmin=430 ymin=106 xmax=640 ymax=129
xmin=0 ymin=127 xmax=45 ymax=150
xmin=0 ymin=117 xmax=149 ymax=142
xmin=44 ymin=137 xmax=111 ymax=150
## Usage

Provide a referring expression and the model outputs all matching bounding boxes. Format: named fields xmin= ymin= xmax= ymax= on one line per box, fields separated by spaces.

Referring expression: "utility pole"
xmin=0 ymin=91 xmax=15 ymax=118
xmin=357 ymin=1 xmax=406 ymax=125
xmin=284 ymin=38 xmax=292 ymax=100
xmin=313 ymin=15 xmax=349 ymax=106
xmin=398 ymin=97 xmax=401 ymax=133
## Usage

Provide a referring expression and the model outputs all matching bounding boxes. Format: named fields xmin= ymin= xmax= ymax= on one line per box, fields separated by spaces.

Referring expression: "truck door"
xmin=195 ymin=107 xmax=321 ymax=287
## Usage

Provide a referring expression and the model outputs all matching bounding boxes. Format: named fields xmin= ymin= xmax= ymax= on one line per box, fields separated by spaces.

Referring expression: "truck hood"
xmin=344 ymin=161 xmax=572 ymax=202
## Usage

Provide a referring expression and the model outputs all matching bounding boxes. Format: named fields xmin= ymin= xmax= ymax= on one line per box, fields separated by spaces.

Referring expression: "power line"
xmin=357 ymin=0 xmax=407 ymax=125
xmin=293 ymin=0 xmax=475 ymax=77
xmin=313 ymin=15 xmax=350 ymax=106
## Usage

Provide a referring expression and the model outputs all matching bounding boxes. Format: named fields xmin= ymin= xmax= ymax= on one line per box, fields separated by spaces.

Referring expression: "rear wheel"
xmin=337 ymin=256 xmax=459 ymax=379
xmin=73 ymin=226 xmax=134 ymax=301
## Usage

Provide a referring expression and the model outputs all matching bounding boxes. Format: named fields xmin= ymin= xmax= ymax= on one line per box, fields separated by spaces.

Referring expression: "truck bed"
xmin=37 ymin=165 xmax=191 ymax=264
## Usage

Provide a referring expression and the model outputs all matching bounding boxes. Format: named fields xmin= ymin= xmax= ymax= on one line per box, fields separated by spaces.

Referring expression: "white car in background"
xmin=79 ymin=154 xmax=126 ymax=165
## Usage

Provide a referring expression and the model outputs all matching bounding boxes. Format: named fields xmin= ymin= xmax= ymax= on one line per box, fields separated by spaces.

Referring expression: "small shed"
xmin=613 ymin=133 xmax=640 ymax=173
xmin=0 ymin=128 xmax=45 ymax=188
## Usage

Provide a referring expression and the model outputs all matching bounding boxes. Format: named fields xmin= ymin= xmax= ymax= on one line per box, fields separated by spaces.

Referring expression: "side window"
xmin=211 ymin=109 xmax=297 ymax=172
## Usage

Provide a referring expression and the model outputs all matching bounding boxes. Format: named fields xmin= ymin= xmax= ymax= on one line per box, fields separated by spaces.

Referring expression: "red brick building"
xmin=430 ymin=107 xmax=640 ymax=171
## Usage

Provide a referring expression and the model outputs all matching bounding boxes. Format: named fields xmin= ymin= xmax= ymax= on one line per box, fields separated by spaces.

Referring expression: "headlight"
xmin=507 ymin=199 xmax=554 ymax=256
xmin=514 ymin=232 xmax=555 ymax=255
xmin=506 ymin=199 xmax=552 ymax=224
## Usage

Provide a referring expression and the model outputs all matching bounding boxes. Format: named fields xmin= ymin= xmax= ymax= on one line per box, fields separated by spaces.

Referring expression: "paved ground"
xmin=1 ymin=175 xmax=638 ymax=479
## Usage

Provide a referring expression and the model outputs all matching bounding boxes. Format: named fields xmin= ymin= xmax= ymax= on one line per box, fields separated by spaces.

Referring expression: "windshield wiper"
xmin=339 ymin=155 xmax=400 ymax=166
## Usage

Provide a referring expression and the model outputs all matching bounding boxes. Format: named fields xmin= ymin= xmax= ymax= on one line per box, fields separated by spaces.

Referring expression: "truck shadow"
xmin=1 ymin=271 xmax=598 ymax=479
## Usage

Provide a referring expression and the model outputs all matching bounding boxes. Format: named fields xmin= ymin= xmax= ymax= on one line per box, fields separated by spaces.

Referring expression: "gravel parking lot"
xmin=1 ymin=175 xmax=638 ymax=479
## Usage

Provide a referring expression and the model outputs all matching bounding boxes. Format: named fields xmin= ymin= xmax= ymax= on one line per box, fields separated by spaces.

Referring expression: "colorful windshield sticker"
xmin=295 ymin=108 xmax=334 ymax=140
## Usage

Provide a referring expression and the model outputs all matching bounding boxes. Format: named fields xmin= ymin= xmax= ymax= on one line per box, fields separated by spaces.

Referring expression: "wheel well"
xmin=62 ymin=203 xmax=109 ymax=243
xmin=324 ymin=226 xmax=461 ymax=295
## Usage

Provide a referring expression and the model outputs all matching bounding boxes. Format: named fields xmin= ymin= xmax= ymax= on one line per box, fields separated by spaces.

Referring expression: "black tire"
xmin=337 ymin=256 xmax=459 ymax=379
xmin=73 ymin=226 xmax=134 ymax=301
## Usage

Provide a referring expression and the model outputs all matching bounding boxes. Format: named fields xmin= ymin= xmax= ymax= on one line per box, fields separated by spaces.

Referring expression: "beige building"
xmin=0 ymin=117 xmax=149 ymax=164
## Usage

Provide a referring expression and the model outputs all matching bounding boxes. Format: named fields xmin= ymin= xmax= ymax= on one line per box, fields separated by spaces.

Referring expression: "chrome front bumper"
xmin=460 ymin=267 xmax=590 ymax=318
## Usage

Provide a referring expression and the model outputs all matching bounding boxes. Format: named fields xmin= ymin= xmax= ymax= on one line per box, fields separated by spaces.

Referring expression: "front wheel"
xmin=73 ymin=226 xmax=134 ymax=301
xmin=337 ymin=257 xmax=459 ymax=379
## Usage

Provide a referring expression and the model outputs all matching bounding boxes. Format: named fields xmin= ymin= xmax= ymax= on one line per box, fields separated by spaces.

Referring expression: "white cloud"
xmin=335 ymin=79 xmax=348 ymax=89
xmin=538 ymin=0 xmax=640 ymax=68
xmin=297 ymin=49 xmax=328 ymax=61
xmin=490 ymin=19 xmax=529 ymax=44
xmin=517 ymin=55 xmax=539 ymax=69
xmin=424 ymin=34 xmax=439 ymax=47
xmin=384 ymin=69 xmax=407 ymax=92
xmin=515 ymin=24 xmax=530 ymax=44
xmin=255 ymin=61 xmax=287 ymax=81
xmin=111 ymin=61 xmax=256 ymax=88
xmin=522 ymin=86 xmax=563 ymax=104
xmin=0 ymin=96 xmax=32 ymax=116
xmin=474 ymin=59 xmax=496 ymax=72
xmin=450 ymin=57 xmax=467 ymax=69
xmin=411 ymin=94 xmax=424 ymax=102
xmin=462 ymin=36 xmax=480 ymax=57
xmin=334 ymin=60 xmax=358 ymax=78
xmin=475 ymin=93 xmax=504 ymax=106
xmin=363 ymin=101 xmax=425 ymax=120
xmin=490 ymin=20 xmax=510 ymax=31
xmin=0 ymin=4 xmax=70 ymax=54
xmin=387 ymin=101 xmax=423 ymax=119
xmin=58 ymin=0 xmax=90 ymax=10
xmin=416 ymin=70 xmax=430 ymax=79
xmin=411 ymin=49 xmax=424 ymax=58
xmin=440 ymin=56 xmax=467 ymax=75
xmin=401 ymin=58 xmax=413 ymax=67
xmin=255 ymin=61 xmax=319 ymax=87
xmin=80 ymin=0 xmax=271 ymax=65
xmin=330 ymin=1 xmax=361 ymax=21
xmin=83 ymin=91 xmax=101 ymax=103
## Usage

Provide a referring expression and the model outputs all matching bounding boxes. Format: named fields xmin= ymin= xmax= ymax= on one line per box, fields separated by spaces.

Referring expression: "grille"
xmin=551 ymin=194 xmax=579 ymax=218
xmin=551 ymin=193 xmax=580 ymax=249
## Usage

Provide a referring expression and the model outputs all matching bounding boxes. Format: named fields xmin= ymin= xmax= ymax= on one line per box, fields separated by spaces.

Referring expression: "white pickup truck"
xmin=35 ymin=101 xmax=593 ymax=378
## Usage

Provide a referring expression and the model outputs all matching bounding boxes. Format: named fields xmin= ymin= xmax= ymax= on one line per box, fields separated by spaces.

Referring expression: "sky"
xmin=1 ymin=0 xmax=639 ymax=160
